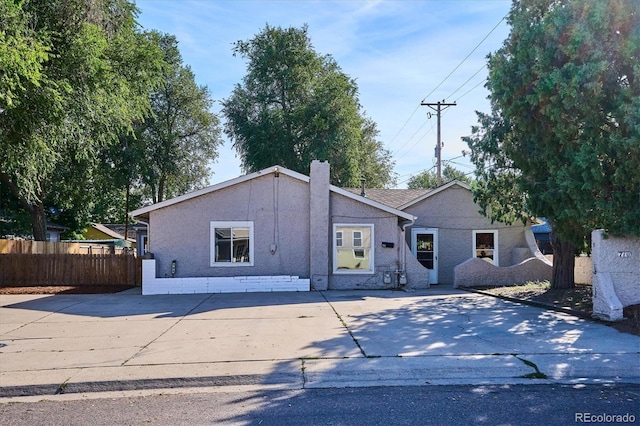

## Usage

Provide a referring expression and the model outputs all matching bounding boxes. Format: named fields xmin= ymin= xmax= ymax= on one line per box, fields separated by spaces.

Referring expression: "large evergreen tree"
xmin=464 ymin=0 xmax=640 ymax=288
xmin=222 ymin=25 xmax=395 ymax=187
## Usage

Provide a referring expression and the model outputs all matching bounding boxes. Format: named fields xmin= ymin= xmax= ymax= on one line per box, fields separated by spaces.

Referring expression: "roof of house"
xmin=343 ymin=188 xmax=430 ymax=209
xmin=532 ymin=218 xmax=552 ymax=234
xmin=90 ymin=224 xmax=136 ymax=242
xmin=46 ymin=223 xmax=68 ymax=231
xmin=129 ymin=165 xmax=416 ymax=222
xmin=344 ymin=180 xmax=473 ymax=210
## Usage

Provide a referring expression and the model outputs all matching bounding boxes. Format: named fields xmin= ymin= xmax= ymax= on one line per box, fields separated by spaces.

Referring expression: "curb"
xmin=0 ymin=373 xmax=295 ymax=398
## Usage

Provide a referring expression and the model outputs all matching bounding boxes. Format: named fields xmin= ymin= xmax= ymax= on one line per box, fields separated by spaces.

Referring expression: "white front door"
xmin=411 ymin=228 xmax=438 ymax=284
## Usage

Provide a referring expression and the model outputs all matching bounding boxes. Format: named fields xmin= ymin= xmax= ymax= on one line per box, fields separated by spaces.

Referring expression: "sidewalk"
xmin=1 ymin=287 xmax=639 ymax=399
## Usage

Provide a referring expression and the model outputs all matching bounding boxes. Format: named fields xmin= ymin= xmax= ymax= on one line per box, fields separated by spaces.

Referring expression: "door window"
xmin=416 ymin=234 xmax=434 ymax=269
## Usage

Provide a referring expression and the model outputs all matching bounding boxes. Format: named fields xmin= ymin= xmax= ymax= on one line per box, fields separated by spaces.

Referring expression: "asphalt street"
xmin=1 ymin=384 xmax=639 ymax=426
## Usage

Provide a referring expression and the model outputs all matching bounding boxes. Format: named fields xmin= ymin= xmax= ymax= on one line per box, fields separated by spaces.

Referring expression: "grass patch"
xmin=475 ymin=281 xmax=592 ymax=312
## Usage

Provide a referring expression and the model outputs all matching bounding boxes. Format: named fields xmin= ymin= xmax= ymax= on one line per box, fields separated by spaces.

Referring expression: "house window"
xmin=473 ymin=230 xmax=498 ymax=265
xmin=333 ymin=224 xmax=374 ymax=274
xmin=210 ymin=221 xmax=254 ymax=266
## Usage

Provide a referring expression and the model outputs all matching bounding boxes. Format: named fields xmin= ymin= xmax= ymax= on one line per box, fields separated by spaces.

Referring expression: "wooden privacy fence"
xmin=0 ymin=253 xmax=141 ymax=287
xmin=0 ymin=239 xmax=132 ymax=255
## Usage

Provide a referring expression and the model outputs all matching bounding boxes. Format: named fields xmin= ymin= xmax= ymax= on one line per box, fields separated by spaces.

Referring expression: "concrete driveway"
xmin=1 ymin=287 xmax=638 ymax=398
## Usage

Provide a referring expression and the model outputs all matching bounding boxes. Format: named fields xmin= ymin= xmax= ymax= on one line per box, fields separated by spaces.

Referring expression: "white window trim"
xmin=333 ymin=223 xmax=375 ymax=274
xmin=210 ymin=221 xmax=254 ymax=267
xmin=472 ymin=229 xmax=499 ymax=266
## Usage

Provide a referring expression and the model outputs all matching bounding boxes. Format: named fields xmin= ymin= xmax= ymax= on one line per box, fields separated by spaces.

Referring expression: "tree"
xmin=0 ymin=0 xmax=49 ymax=109
xmin=135 ymin=33 xmax=223 ymax=204
xmin=0 ymin=0 xmax=164 ymax=240
xmin=464 ymin=0 xmax=640 ymax=288
xmin=407 ymin=164 xmax=472 ymax=189
xmin=222 ymin=24 xmax=395 ymax=187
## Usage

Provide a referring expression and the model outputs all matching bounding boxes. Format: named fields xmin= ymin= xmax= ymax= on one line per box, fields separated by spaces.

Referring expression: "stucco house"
xmin=130 ymin=161 xmax=546 ymax=294
xmin=346 ymin=181 xmax=538 ymax=285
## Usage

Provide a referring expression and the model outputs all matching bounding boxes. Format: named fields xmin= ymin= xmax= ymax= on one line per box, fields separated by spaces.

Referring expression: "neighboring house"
xmin=130 ymin=161 xmax=543 ymax=294
xmin=81 ymin=223 xmax=137 ymax=251
xmin=46 ymin=224 xmax=67 ymax=242
xmin=532 ymin=218 xmax=553 ymax=254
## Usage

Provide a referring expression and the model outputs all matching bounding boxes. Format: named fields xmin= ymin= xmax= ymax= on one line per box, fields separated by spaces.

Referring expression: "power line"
xmin=386 ymin=105 xmax=421 ymax=148
xmin=445 ymin=63 xmax=486 ymax=100
xmin=454 ymin=78 xmax=487 ymax=103
xmin=391 ymin=14 xmax=507 ymax=163
xmin=397 ymin=164 xmax=437 ymax=185
xmin=420 ymin=14 xmax=507 ymax=103
xmin=393 ymin=119 xmax=436 ymax=160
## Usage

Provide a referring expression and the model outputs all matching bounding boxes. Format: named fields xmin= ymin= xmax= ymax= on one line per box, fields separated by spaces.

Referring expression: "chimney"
xmin=360 ymin=178 xmax=366 ymax=197
xmin=309 ymin=160 xmax=330 ymax=290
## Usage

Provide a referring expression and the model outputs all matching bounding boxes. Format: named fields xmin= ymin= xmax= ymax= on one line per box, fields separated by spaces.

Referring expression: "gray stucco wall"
xmin=403 ymin=185 xmax=529 ymax=284
xmin=149 ymin=174 xmax=311 ymax=279
xmin=328 ymin=192 xmax=403 ymax=290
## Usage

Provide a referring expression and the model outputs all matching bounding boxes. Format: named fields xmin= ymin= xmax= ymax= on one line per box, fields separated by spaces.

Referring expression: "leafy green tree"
xmin=464 ymin=0 xmax=640 ymax=288
xmin=356 ymin=118 xmax=397 ymax=188
xmin=0 ymin=0 xmax=164 ymax=240
xmin=222 ymin=24 xmax=395 ymax=187
xmin=92 ymin=130 xmax=146 ymax=225
xmin=0 ymin=0 xmax=49 ymax=109
xmin=407 ymin=164 xmax=472 ymax=189
xmin=135 ymin=33 xmax=223 ymax=204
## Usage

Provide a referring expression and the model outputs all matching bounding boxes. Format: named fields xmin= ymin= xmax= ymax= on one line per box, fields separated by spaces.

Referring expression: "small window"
xmin=353 ymin=231 xmax=362 ymax=247
xmin=473 ymin=230 xmax=498 ymax=265
xmin=211 ymin=221 xmax=254 ymax=266
xmin=333 ymin=224 xmax=374 ymax=274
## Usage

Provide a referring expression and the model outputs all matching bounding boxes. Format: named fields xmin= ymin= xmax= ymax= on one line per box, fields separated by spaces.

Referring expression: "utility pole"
xmin=421 ymin=100 xmax=456 ymax=186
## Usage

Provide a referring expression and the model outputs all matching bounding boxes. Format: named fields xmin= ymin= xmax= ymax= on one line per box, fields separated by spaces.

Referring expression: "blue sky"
xmin=134 ymin=0 xmax=512 ymax=187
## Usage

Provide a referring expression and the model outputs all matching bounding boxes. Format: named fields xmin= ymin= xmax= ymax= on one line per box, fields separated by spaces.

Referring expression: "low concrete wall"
xmin=142 ymin=259 xmax=310 ymax=295
xmin=453 ymin=257 xmax=552 ymax=288
xmin=574 ymin=256 xmax=593 ymax=284
xmin=591 ymin=230 xmax=640 ymax=321
xmin=543 ymin=255 xmax=592 ymax=284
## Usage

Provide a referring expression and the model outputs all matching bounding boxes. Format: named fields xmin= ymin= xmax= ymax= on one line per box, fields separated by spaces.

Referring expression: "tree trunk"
xmin=124 ymin=183 xmax=130 ymax=243
xmin=158 ymin=175 xmax=166 ymax=203
xmin=550 ymin=237 xmax=575 ymax=289
xmin=28 ymin=200 xmax=47 ymax=241
xmin=0 ymin=172 xmax=48 ymax=241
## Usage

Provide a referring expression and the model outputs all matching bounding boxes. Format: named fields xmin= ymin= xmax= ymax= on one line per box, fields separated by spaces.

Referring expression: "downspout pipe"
xmin=400 ymin=216 xmax=416 ymax=282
